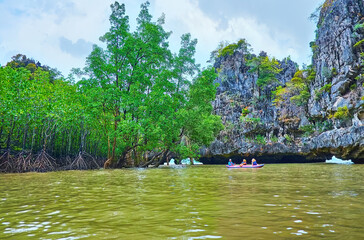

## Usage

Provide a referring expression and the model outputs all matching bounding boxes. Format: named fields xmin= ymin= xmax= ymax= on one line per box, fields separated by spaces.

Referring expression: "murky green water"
xmin=0 ymin=164 xmax=363 ymax=239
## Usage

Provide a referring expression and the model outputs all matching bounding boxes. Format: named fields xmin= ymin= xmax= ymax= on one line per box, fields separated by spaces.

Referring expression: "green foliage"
xmin=322 ymin=83 xmax=332 ymax=92
xmin=354 ymin=23 xmax=364 ymax=31
xmin=284 ymin=134 xmax=293 ymax=143
xmin=310 ymin=41 xmax=318 ymax=58
xmin=216 ymin=39 xmax=251 ymax=58
xmin=273 ymin=68 xmax=312 ymax=107
xmin=354 ymin=39 xmax=364 ymax=48
xmin=218 ymin=43 xmax=238 ymax=57
xmin=331 ymin=68 xmax=338 ymax=76
xmin=315 ymin=83 xmax=332 ymax=100
xmin=255 ymin=135 xmax=266 ymax=145
xmin=350 ymin=83 xmax=357 ymax=91
xmin=308 ymin=69 xmax=316 ymax=81
xmin=332 ymin=106 xmax=350 ymax=120
xmin=247 ymin=55 xmax=281 ymax=89
xmin=6 ymin=54 xmax=62 ymax=81
xmin=322 ymin=67 xmax=333 ymax=79
xmin=299 ymin=125 xmax=315 ymax=137
xmin=272 ymin=85 xmax=287 ymax=105
xmin=290 ymin=90 xmax=310 ymax=106
xmin=240 ymin=116 xmax=261 ymax=124
xmin=241 ymin=107 xmax=250 ymax=117
xmin=0 ymin=1 xmax=223 ymax=171
xmin=270 ymin=136 xmax=278 ymax=143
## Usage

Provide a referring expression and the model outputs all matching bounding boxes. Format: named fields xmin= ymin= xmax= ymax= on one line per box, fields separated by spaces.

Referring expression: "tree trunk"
xmin=0 ymin=118 xmax=4 ymax=145
xmin=6 ymin=118 xmax=16 ymax=150
xmin=111 ymin=111 xmax=120 ymax=163
xmin=22 ymin=123 xmax=29 ymax=150
xmin=107 ymin=136 xmax=111 ymax=159
xmin=154 ymin=150 xmax=170 ymax=168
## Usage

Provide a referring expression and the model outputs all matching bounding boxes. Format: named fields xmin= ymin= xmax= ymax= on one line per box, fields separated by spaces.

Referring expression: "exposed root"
xmin=70 ymin=151 xmax=100 ymax=170
xmin=83 ymin=152 xmax=100 ymax=169
xmin=0 ymin=151 xmax=13 ymax=172
xmin=33 ymin=150 xmax=57 ymax=172
xmin=13 ymin=151 xmax=33 ymax=173
xmin=70 ymin=152 xmax=88 ymax=170
xmin=103 ymin=158 xmax=112 ymax=169
xmin=65 ymin=156 xmax=73 ymax=165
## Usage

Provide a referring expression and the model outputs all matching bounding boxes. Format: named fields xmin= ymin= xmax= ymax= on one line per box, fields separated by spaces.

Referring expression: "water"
xmin=0 ymin=164 xmax=363 ymax=239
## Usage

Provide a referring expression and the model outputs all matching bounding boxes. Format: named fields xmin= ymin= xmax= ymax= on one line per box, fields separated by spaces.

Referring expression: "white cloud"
xmin=0 ymin=0 xmax=310 ymax=75
xmin=0 ymin=0 xmax=125 ymax=75
xmin=154 ymin=0 xmax=301 ymax=66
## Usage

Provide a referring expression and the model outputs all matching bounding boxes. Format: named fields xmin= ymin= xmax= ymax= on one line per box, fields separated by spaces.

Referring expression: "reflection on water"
xmin=0 ymin=164 xmax=364 ymax=239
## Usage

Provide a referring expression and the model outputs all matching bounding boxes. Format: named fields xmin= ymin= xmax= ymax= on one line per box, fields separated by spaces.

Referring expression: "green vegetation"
xmin=247 ymin=54 xmax=281 ymax=89
xmin=354 ymin=23 xmax=364 ymax=31
xmin=331 ymin=106 xmax=350 ymax=120
xmin=284 ymin=134 xmax=293 ymax=143
xmin=273 ymin=69 xmax=313 ymax=107
xmin=350 ymin=83 xmax=357 ymax=91
xmin=315 ymin=83 xmax=332 ymax=100
xmin=270 ymin=136 xmax=278 ymax=143
xmin=299 ymin=125 xmax=315 ymax=137
xmin=240 ymin=116 xmax=261 ymax=124
xmin=0 ymin=1 xmax=223 ymax=172
xmin=331 ymin=67 xmax=338 ymax=76
xmin=354 ymin=39 xmax=364 ymax=48
xmin=255 ymin=135 xmax=266 ymax=145
xmin=241 ymin=107 xmax=250 ymax=117
xmin=213 ymin=39 xmax=252 ymax=58
xmin=310 ymin=41 xmax=319 ymax=58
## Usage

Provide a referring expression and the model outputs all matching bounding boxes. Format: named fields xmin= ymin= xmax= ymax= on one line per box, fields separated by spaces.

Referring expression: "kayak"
xmin=226 ymin=164 xmax=264 ymax=168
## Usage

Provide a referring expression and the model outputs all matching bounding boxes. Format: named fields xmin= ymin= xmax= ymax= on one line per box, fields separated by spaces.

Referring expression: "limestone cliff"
xmin=202 ymin=0 xmax=364 ymax=163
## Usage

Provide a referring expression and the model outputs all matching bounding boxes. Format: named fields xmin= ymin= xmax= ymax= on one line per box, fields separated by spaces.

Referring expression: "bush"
xmin=284 ymin=134 xmax=293 ymax=143
xmin=321 ymin=83 xmax=332 ymax=92
xmin=271 ymin=136 xmax=278 ymax=143
xmin=299 ymin=125 xmax=315 ymax=137
xmin=217 ymin=39 xmax=251 ymax=58
xmin=308 ymin=69 xmax=316 ymax=81
xmin=332 ymin=106 xmax=350 ymax=120
xmin=290 ymin=90 xmax=310 ymax=106
xmin=273 ymin=69 xmax=312 ymax=107
xmin=241 ymin=107 xmax=250 ymax=117
xmin=354 ymin=39 xmax=364 ymax=48
xmin=354 ymin=23 xmax=364 ymax=31
xmin=255 ymin=135 xmax=266 ymax=145
xmin=315 ymin=83 xmax=332 ymax=100
xmin=240 ymin=116 xmax=261 ymax=124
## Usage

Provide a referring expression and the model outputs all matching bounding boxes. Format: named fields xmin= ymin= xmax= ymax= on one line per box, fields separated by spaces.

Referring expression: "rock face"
xmin=202 ymin=0 xmax=364 ymax=164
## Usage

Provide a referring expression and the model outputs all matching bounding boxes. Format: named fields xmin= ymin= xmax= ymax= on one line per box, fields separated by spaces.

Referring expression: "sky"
xmin=0 ymin=0 xmax=322 ymax=76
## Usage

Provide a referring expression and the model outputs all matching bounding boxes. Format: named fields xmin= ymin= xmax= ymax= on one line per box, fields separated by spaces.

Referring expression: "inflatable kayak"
xmin=226 ymin=164 xmax=264 ymax=168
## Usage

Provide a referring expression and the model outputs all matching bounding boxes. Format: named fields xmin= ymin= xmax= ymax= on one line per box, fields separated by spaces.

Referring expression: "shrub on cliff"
xmin=247 ymin=54 xmax=281 ymax=92
xmin=210 ymin=39 xmax=252 ymax=60
xmin=330 ymin=106 xmax=350 ymax=120
xmin=273 ymin=68 xmax=313 ymax=107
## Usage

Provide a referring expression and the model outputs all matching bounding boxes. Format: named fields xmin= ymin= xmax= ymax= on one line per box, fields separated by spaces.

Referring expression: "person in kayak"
xmin=252 ymin=158 xmax=258 ymax=165
xmin=239 ymin=159 xmax=247 ymax=167
xmin=228 ymin=159 xmax=234 ymax=166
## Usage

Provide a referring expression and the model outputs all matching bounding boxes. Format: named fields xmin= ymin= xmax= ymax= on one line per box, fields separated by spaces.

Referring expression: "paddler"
xmin=228 ymin=159 xmax=234 ymax=166
xmin=239 ymin=159 xmax=247 ymax=167
xmin=252 ymin=158 xmax=258 ymax=166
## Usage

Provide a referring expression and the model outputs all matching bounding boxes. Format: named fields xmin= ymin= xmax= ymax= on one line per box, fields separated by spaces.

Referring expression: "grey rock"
xmin=204 ymin=0 xmax=364 ymax=163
